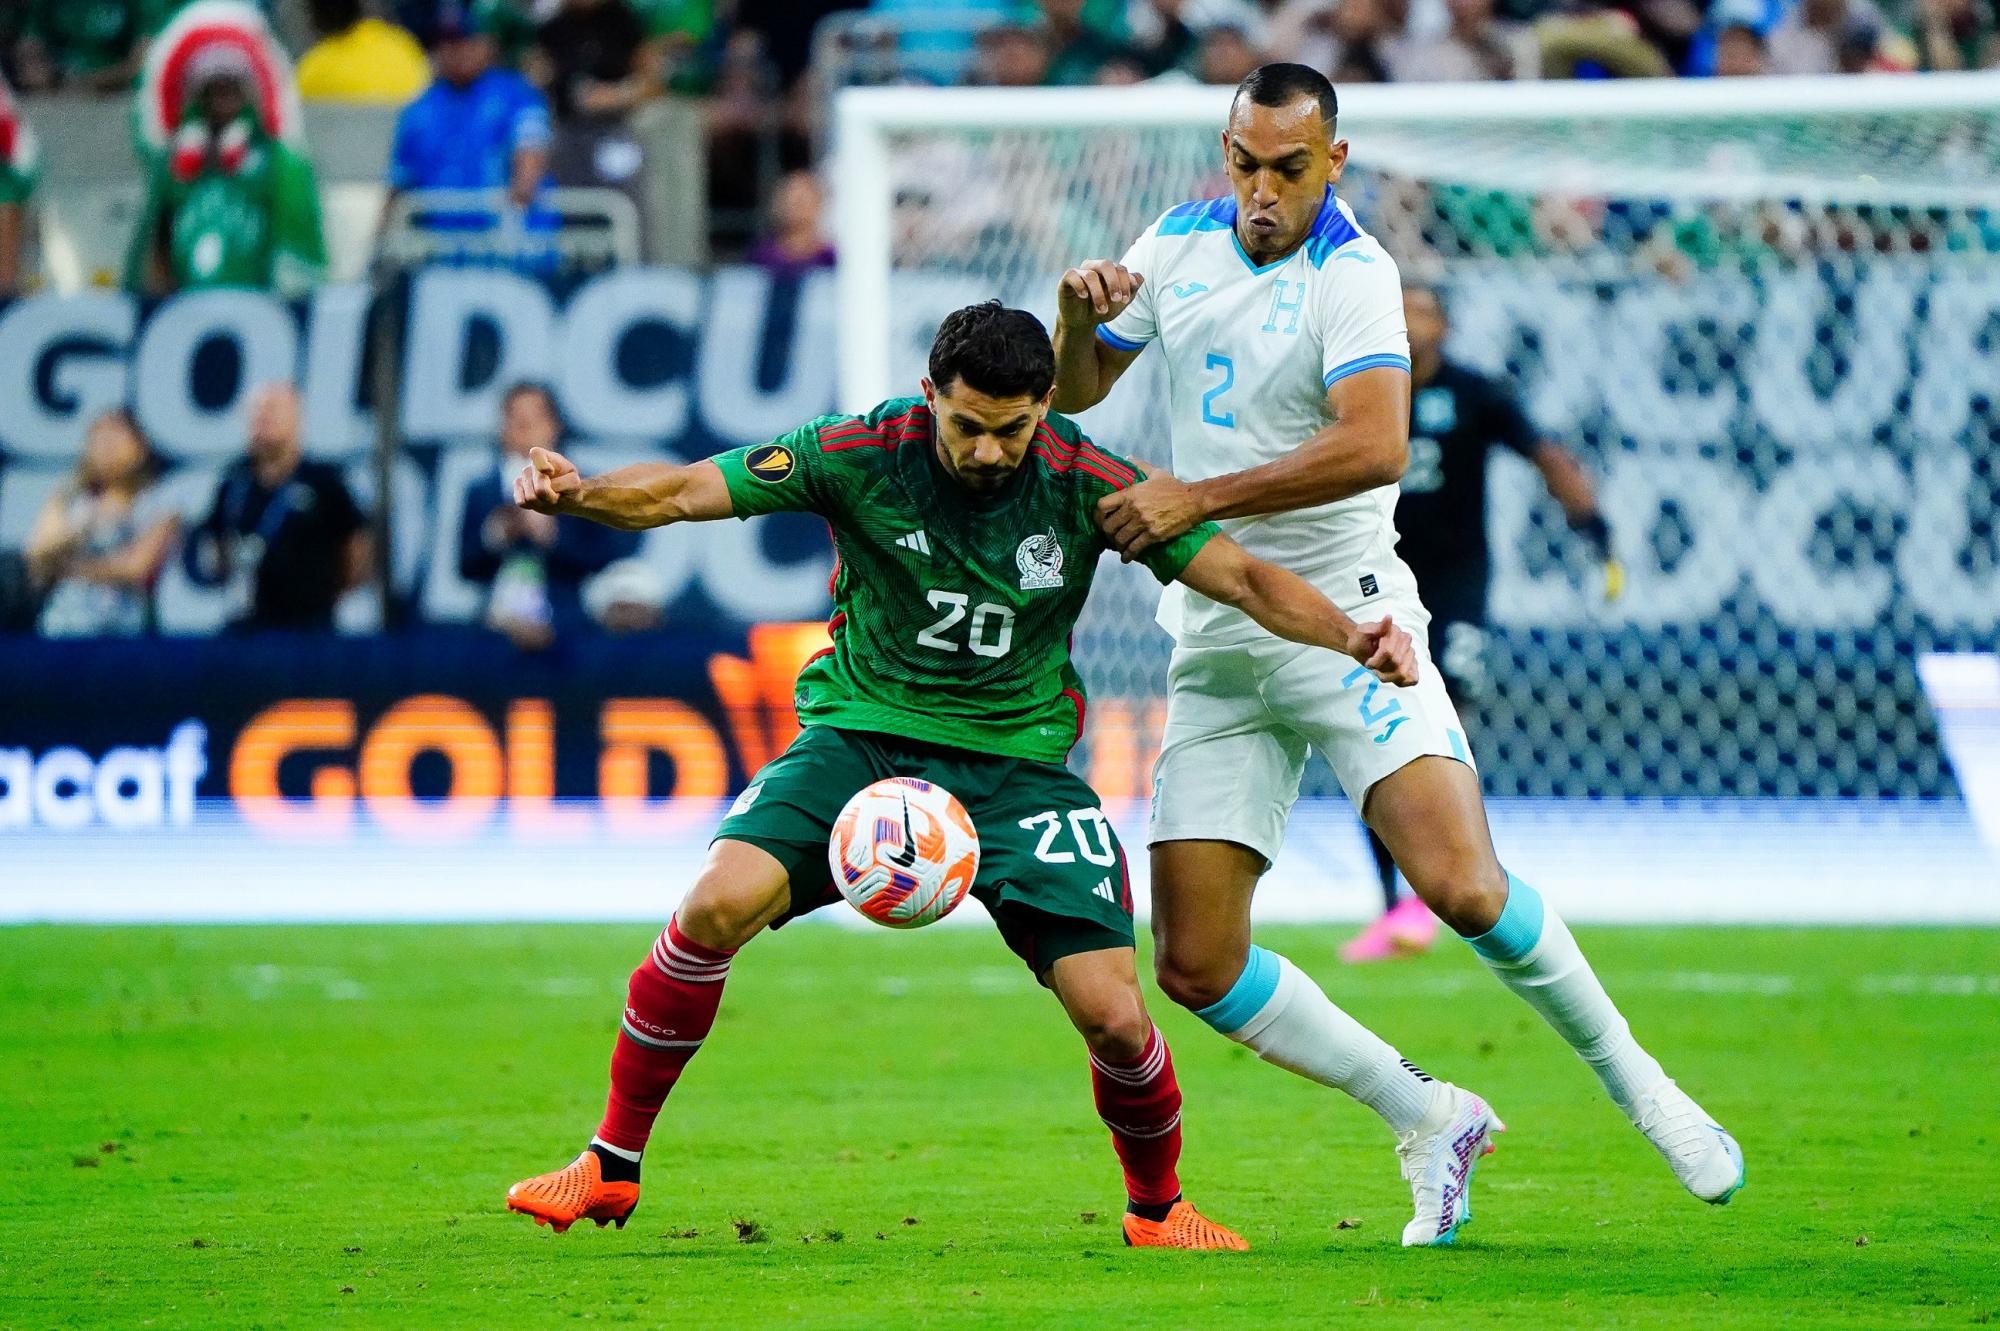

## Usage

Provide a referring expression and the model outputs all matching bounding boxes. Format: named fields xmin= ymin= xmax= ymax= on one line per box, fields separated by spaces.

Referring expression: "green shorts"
xmin=715 ymin=725 xmax=1136 ymax=978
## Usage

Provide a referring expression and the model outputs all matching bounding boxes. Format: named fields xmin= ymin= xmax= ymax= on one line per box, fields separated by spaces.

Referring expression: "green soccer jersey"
xmin=712 ymin=396 xmax=1218 ymax=765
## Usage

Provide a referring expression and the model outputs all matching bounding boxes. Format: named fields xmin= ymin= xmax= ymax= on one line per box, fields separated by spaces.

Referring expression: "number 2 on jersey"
xmin=917 ymin=589 xmax=1014 ymax=658
xmin=1202 ymin=352 xmax=1236 ymax=429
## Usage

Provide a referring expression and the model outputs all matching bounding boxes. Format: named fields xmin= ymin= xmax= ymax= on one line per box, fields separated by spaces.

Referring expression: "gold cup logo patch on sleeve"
xmin=747 ymin=445 xmax=795 ymax=481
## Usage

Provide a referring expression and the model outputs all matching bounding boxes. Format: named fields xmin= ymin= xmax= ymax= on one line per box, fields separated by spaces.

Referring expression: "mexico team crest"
xmin=1016 ymin=532 xmax=1064 ymax=590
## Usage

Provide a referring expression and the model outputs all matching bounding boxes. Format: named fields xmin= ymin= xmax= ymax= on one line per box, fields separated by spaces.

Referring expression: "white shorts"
xmin=1148 ymin=604 xmax=1475 ymax=865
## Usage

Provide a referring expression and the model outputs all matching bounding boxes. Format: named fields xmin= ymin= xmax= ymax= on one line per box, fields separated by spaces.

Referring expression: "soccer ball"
xmin=828 ymin=777 xmax=979 ymax=928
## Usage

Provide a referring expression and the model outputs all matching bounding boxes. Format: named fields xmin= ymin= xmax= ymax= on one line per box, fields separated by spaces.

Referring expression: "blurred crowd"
xmin=7 ymin=0 xmax=1996 ymax=109
xmin=0 ymin=0 xmax=1991 ymax=299
xmin=0 ymin=0 xmax=844 ymax=292
xmin=911 ymin=0 xmax=2000 ymax=88
xmin=3 ymin=376 xmax=660 ymax=647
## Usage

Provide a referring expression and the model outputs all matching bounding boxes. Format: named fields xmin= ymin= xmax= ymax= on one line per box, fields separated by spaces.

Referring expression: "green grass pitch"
xmin=3 ymin=922 xmax=1996 ymax=1329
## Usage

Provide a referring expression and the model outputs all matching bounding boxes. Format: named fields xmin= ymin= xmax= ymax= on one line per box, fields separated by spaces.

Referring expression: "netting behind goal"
xmin=836 ymin=78 xmax=2000 ymax=802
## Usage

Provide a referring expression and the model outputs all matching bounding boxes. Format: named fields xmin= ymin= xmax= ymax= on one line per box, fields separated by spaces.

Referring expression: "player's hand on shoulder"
xmin=1350 ymin=614 xmax=1418 ymax=688
xmin=1058 ymin=259 xmax=1144 ymax=327
xmin=1095 ymin=465 xmax=1199 ymax=560
xmin=515 ymin=445 xmax=580 ymax=514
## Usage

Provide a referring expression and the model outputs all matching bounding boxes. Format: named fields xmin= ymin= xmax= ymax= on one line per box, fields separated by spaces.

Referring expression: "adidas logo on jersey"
xmin=895 ymin=530 xmax=931 ymax=556
xmin=1093 ymin=877 xmax=1117 ymax=902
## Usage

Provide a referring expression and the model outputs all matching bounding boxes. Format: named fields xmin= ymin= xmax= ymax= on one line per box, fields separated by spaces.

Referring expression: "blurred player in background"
xmin=503 ymin=302 xmax=1419 ymax=1250
xmin=1052 ymin=62 xmax=1741 ymax=1245
xmin=1341 ymin=280 xmax=1622 ymax=964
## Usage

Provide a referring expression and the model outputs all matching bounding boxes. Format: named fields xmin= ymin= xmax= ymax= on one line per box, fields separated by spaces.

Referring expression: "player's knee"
xmin=1153 ymin=950 xmax=1238 ymax=1013
xmin=677 ymin=879 xmax=782 ymax=951
xmin=1405 ymin=854 xmax=1507 ymax=936
xmin=1075 ymin=990 xmax=1152 ymax=1063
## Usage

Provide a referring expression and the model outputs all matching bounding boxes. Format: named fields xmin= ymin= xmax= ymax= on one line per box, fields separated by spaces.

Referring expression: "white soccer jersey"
xmin=1099 ymin=187 xmax=1411 ymax=645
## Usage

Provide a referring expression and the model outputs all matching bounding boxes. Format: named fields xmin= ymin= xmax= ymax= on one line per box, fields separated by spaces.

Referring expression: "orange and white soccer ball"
xmin=828 ymin=777 xmax=979 ymax=928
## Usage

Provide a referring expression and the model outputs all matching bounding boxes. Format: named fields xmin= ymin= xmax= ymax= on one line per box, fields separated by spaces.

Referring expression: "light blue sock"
xmin=1467 ymin=872 xmax=1546 ymax=963
xmin=1466 ymin=873 xmax=1664 ymax=1111
xmin=1192 ymin=945 xmax=1283 ymax=1036
xmin=1194 ymin=945 xmax=1438 ymax=1133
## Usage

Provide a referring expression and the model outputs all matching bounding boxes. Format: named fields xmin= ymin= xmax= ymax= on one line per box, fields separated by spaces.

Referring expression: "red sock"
xmin=595 ymin=916 xmax=734 ymax=1154
xmin=1090 ymin=1026 xmax=1183 ymax=1207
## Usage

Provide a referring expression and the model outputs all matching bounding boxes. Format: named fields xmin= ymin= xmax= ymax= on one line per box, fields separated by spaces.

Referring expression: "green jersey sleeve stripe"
xmin=1036 ymin=423 xmax=1139 ymax=488
xmin=819 ymin=405 xmax=929 ymax=453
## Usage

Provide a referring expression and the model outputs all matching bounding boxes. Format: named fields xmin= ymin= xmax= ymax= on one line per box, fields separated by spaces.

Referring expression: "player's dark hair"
xmin=1233 ymin=63 xmax=1338 ymax=134
xmin=927 ymin=301 xmax=1056 ymax=402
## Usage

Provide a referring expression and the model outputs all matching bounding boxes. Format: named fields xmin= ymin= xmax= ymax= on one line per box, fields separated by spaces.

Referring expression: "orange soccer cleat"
xmin=505 ymin=1150 xmax=641 ymax=1234
xmin=1121 ymin=1200 xmax=1250 ymax=1251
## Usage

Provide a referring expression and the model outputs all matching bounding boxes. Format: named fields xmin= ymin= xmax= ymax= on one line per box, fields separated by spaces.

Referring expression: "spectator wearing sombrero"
xmin=126 ymin=24 xmax=326 ymax=295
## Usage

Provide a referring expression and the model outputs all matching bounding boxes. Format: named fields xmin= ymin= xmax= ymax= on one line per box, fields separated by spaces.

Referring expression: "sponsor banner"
xmin=0 ymin=625 xmax=836 ymax=830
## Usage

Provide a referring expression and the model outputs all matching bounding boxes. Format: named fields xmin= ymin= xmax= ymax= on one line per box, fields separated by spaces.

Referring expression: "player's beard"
xmin=956 ymin=466 xmax=1016 ymax=494
xmin=935 ymin=441 xmax=1018 ymax=495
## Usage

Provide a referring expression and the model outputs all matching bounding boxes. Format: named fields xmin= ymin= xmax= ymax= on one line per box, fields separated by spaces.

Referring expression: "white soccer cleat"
xmin=1396 ymin=1083 xmax=1501 ymax=1247
xmin=1629 ymin=1079 xmax=1744 ymax=1204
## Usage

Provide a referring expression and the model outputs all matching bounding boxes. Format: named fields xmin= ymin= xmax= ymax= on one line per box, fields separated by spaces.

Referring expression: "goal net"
xmin=833 ymin=76 xmax=2000 ymax=807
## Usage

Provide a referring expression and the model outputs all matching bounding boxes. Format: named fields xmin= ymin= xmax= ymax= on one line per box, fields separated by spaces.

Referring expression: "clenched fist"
xmin=514 ymin=446 xmax=580 ymax=514
xmin=1058 ymin=259 xmax=1145 ymax=327
xmin=1347 ymin=615 xmax=1419 ymax=688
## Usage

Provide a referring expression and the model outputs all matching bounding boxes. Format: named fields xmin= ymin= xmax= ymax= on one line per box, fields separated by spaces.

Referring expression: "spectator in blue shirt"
xmin=1687 ymin=0 xmax=1790 ymax=72
xmin=388 ymin=2 xmax=552 ymax=236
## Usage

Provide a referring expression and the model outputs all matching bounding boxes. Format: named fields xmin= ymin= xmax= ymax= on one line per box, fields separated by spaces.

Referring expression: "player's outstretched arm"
xmin=1175 ymin=537 xmax=1417 ymax=686
xmin=1051 ymin=260 xmax=1145 ymax=413
xmin=514 ymin=446 xmax=735 ymax=530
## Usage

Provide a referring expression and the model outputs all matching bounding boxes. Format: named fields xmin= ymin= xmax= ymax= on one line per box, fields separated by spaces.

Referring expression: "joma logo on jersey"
xmin=1016 ymin=532 xmax=1064 ymax=590
xmin=745 ymin=444 xmax=795 ymax=481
